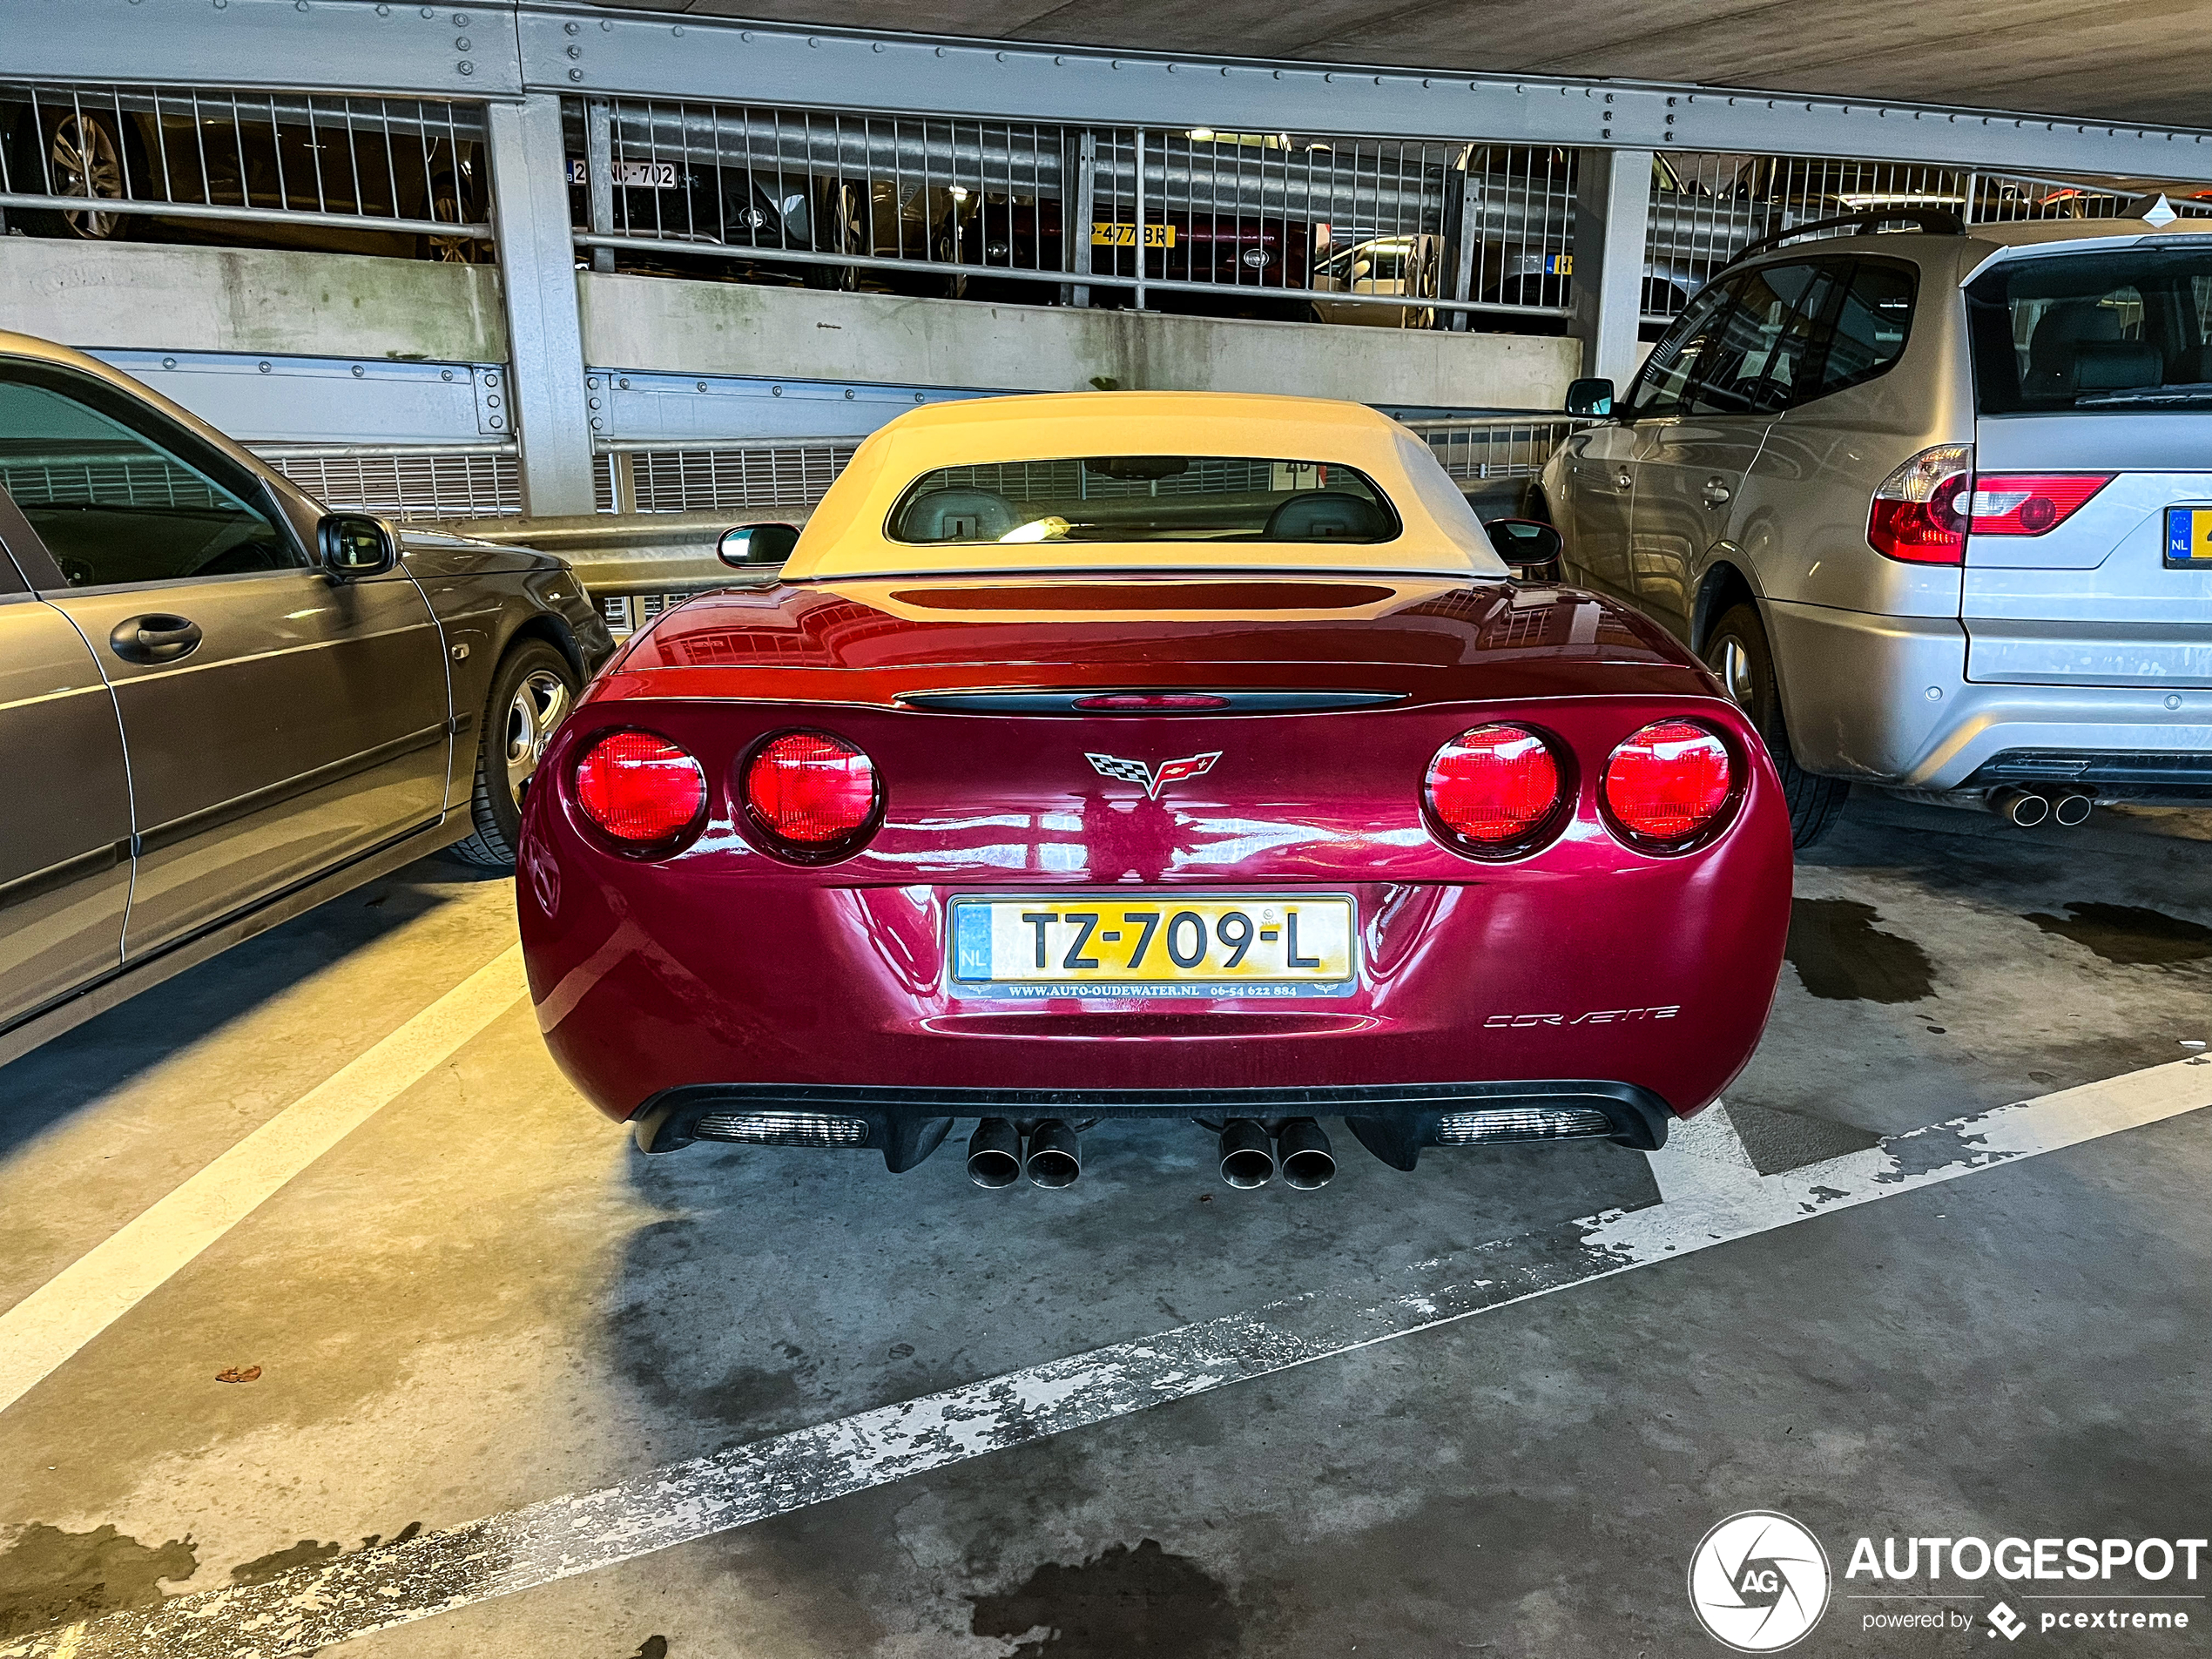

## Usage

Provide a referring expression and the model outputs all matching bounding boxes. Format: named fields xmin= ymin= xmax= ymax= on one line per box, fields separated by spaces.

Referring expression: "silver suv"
xmin=1538 ymin=210 xmax=2212 ymax=845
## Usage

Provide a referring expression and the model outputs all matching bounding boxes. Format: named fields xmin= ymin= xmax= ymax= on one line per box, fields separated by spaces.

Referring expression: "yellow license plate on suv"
xmin=1091 ymin=221 xmax=1177 ymax=248
xmin=949 ymin=894 xmax=1357 ymax=999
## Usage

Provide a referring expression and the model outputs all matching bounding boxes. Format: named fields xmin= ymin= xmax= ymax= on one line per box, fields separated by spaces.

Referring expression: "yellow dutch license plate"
xmin=1091 ymin=221 xmax=1177 ymax=248
xmin=948 ymin=894 xmax=1357 ymax=999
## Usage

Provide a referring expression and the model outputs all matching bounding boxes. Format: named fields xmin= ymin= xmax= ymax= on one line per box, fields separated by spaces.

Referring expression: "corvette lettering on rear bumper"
xmin=1485 ymin=1006 xmax=1682 ymax=1028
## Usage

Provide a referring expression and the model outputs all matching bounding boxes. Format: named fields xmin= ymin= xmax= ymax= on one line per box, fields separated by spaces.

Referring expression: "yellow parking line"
xmin=0 ymin=946 xmax=528 ymax=1419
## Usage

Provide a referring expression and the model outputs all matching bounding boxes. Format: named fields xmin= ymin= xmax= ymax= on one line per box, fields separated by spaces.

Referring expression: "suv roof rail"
xmin=1717 ymin=207 xmax=1966 ymax=276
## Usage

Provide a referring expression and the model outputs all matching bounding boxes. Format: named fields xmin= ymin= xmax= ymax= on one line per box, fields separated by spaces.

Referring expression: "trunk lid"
xmin=1963 ymin=413 xmax=2212 ymax=688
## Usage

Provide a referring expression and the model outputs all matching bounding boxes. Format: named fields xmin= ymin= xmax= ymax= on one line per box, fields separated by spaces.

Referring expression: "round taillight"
xmin=1425 ymin=725 xmax=1564 ymax=854
xmin=1602 ymin=720 xmax=1736 ymax=847
xmin=743 ymin=731 xmax=879 ymax=852
xmin=574 ymin=730 xmax=708 ymax=849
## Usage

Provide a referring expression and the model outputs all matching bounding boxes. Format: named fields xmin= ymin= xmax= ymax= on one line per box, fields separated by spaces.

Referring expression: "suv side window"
xmin=1683 ymin=260 xmax=1842 ymax=416
xmin=0 ymin=362 xmax=303 ymax=590
xmin=1804 ymin=260 xmax=1917 ymax=401
xmin=1626 ymin=279 xmax=1742 ymax=421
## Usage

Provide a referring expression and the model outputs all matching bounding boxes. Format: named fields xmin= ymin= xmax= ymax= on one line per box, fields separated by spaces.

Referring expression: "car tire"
xmin=1703 ymin=602 xmax=1847 ymax=849
xmin=447 ymin=639 xmax=579 ymax=870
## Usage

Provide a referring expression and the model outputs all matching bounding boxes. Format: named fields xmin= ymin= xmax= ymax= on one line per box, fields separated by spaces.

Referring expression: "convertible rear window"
xmin=1966 ymin=246 xmax=2212 ymax=414
xmin=887 ymin=455 xmax=1401 ymax=545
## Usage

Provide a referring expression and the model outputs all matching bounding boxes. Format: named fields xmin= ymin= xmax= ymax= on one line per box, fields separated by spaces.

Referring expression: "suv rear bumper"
xmin=1766 ymin=599 xmax=2212 ymax=792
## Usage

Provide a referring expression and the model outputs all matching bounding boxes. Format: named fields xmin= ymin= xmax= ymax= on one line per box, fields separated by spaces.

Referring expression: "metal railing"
xmin=1401 ymin=415 xmax=1589 ymax=482
xmin=1640 ymin=154 xmax=2212 ymax=320
xmin=0 ymin=81 xmax=491 ymax=256
xmin=566 ymin=98 xmax=1598 ymax=324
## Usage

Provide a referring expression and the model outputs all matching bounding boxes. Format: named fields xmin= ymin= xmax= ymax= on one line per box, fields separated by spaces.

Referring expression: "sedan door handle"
xmin=1701 ymin=479 xmax=1732 ymax=507
xmin=108 ymin=613 xmax=205 ymax=665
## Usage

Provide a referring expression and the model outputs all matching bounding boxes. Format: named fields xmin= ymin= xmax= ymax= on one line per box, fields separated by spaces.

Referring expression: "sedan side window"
xmin=0 ymin=365 xmax=302 ymax=590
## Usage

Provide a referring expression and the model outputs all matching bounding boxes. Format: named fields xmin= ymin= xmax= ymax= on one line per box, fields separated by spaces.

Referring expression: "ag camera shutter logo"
xmin=1689 ymin=1511 xmax=1832 ymax=1651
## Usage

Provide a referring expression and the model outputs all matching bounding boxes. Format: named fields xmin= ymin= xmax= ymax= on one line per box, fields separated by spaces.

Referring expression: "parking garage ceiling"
xmin=589 ymin=0 xmax=2212 ymax=132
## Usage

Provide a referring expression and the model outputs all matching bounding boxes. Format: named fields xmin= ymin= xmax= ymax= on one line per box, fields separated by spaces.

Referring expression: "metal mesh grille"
xmin=691 ymin=1111 xmax=870 ymax=1146
xmin=260 ymin=448 xmax=521 ymax=518
xmin=624 ymin=445 xmax=857 ymax=513
xmin=0 ymin=450 xmax=227 ymax=510
xmin=0 ymin=82 xmax=490 ymax=250
xmin=1433 ymin=1107 xmax=1615 ymax=1144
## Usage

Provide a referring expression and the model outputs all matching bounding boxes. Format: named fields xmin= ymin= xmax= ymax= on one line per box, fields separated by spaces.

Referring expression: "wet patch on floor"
xmin=969 ymin=1539 xmax=1240 ymax=1658
xmin=2024 ymin=902 xmax=2212 ymax=968
xmin=625 ymin=1638 xmax=669 ymax=1659
xmin=1785 ymin=899 xmax=1935 ymax=1002
xmin=0 ymin=1523 xmax=196 ymax=1638
xmin=228 ymin=1540 xmax=343 ymax=1588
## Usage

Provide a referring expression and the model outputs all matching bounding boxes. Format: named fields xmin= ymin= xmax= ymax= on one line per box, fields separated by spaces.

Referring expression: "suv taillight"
xmin=742 ymin=730 xmax=880 ymax=856
xmin=1868 ymin=443 xmax=1973 ymax=564
xmin=1966 ymin=474 xmax=2114 ymax=536
xmin=574 ymin=730 xmax=708 ymax=852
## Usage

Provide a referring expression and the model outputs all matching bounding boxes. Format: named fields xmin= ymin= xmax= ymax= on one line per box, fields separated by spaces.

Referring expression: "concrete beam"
xmin=0 ymin=239 xmax=507 ymax=363
xmin=577 ymin=274 xmax=1582 ymax=411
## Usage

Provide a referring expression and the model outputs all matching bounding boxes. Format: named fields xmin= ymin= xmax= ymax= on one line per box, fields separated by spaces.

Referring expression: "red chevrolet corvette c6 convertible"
xmin=517 ymin=393 xmax=1793 ymax=1188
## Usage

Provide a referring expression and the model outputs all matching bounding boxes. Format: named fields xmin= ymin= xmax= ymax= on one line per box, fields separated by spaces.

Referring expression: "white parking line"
xmin=10 ymin=1055 xmax=2204 ymax=1659
xmin=0 ymin=947 xmax=528 ymax=1420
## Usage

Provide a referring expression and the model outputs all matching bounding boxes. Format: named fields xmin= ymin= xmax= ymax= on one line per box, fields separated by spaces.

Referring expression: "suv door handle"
xmin=1701 ymin=479 xmax=1733 ymax=507
xmin=1615 ymin=470 xmax=1634 ymax=489
xmin=109 ymin=614 xmax=205 ymax=665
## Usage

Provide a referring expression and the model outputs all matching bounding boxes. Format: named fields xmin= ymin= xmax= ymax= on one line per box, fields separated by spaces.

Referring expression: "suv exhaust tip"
xmin=1025 ymin=1119 xmax=1082 ymax=1188
xmin=1219 ymin=1119 xmax=1276 ymax=1189
xmin=1277 ymin=1118 xmax=1336 ymax=1190
xmin=968 ymin=1118 xmax=1022 ymax=1189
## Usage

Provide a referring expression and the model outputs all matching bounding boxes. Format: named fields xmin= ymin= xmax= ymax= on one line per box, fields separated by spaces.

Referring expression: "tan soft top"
xmin=778 ymin=390 xmax=1507 ymax=582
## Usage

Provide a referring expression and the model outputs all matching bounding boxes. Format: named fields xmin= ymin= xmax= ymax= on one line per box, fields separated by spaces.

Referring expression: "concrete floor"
xmin=0 ymin=794 xmax=2206 ymax=1656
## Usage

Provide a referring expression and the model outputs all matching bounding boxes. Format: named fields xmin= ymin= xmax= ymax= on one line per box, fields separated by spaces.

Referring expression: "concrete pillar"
xmin=485 ymin=95 xmax=597 ymax=518
xmin=1567 ymin=148 xmax=1654 ymax=389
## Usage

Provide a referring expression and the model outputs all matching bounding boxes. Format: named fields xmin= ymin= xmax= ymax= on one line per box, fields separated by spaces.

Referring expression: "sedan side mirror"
xmin=1565 ymin=376 xmax=1615 ymax=418
xmin=1484 ymin=517 xmax=1564 ymax=579
xmin=718 ymin=523 xmax=801 ymax=568
xmin=321 ymin=514 xmax=395 ymax=579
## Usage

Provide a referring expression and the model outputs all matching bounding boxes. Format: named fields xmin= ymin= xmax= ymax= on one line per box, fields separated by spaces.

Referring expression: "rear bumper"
xmin=1765 ymin=599 xmax=2212 ymax=792
xmin=629 ymin=1079 xmax=1675 ymax=1170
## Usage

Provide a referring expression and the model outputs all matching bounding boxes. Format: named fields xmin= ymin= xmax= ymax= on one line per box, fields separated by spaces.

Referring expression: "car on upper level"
xmin=0 ymin=331 xmax=613 ymax=1065
xmin=1537 ymin=206 xmax=2212 ymax=845
xmin=515 ymin=392 xmax=1795 ymax=1190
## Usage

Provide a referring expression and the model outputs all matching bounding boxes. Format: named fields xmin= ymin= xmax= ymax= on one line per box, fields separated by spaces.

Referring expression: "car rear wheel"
xmin=1703 ymin=603 xmax=1847 ymax=848
xmin=447 ymin=639 xmax=578 ymax=869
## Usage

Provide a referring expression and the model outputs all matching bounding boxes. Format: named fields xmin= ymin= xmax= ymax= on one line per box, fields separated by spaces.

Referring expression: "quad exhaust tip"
xmin=967 ymin=1117 xmax=1022 ymax=1189
xmin=1219 ymin=1119 xmax=1275 ymax=1189
xmin=1276 ymin=1118 xmax=1335 ymax=1190
xmin=1025 ymin=1119 xmax=1082 ymax=1188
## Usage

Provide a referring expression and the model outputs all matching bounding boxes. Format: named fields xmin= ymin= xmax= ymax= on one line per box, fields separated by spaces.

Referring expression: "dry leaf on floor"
xmin=215 ymin=1366 xmax=263 ymax=1384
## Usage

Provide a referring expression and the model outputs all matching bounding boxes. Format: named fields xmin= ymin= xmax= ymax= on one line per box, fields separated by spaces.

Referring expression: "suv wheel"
xmin=447 ymin=640 xmax=578 ymax=869
xmin=1703 ymin=603 xmax=1847 ymax=849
